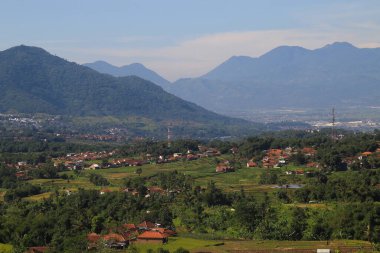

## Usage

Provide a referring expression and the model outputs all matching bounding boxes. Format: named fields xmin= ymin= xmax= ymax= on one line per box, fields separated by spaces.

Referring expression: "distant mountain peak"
xmin=229 ymin=55 xmax=254 ymax=60
xmin=127 ymin=63 xmax=145 ymax=68
xmin=92 ymin=60 xmax=112 ymax=65
xmin=260 ymin=45 xmax=309 ymax=59
xmin=84 ymin=60 xmax=171 ymax=88
xmin=4 ymin=45 xmax=50 ymax=55
xmin=321 ymin=42 xmax=357 ymax=50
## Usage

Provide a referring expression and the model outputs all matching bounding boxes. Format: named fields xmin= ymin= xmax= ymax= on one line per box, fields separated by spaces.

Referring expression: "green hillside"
xmin=0 ymin=46 xmax=237 ymax=122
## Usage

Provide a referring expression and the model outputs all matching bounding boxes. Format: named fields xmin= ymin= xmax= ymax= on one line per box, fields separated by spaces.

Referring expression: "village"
xmin=8 ymin=141 xmax=380 ymax=185
xmin=87 ymin=221 xmax=177 ymax=249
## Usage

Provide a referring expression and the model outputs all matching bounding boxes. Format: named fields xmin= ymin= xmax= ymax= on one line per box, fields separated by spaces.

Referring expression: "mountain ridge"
xmin=0 ymin=45 xmax=233 ymax=122
xmin=84 ymin=60 xmax=171 ymax=89
xmin=168 ymin=42 xmax=380 ymax=113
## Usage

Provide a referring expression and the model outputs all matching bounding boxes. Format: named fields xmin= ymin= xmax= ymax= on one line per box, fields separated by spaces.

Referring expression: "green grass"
xmin=0 ymin=189 xmax=5 ymax=202
xmin=86 ymin=157 xmax=271 ymax=193
xmin=0 ymin=243 xmax=13 ymax=253
xmin=128 ymin=238 xmax=374 ymax=253
xmin=29 ymin=157 xmax=300 ymax=200
xmin=132 ymin=237 xmax=222 ymax=252
xmin=29 ymin=177 xmax=95 ymax=190
xmin=23 ymin=192 xmax=53 ymax=201
xmin=28 ymin=156 xmax=279 ymax=199
xmin=211 ymin=239 xmax=373 ymax=252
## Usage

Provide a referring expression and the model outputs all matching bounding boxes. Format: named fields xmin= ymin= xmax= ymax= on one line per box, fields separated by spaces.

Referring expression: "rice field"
xmin=131 ymin=237 xmax=222 ymax=252
xmin=127 ymin=238 xmax=374 ymax=253
xmin=27 ymin=156 xmax=313 ymax=200
xmin=0 ymin=243 xmax=13 ymax=253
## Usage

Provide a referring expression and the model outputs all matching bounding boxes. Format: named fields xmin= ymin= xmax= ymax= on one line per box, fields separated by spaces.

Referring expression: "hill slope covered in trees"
xmin=0 ymin=45 xmax=245 ymax=126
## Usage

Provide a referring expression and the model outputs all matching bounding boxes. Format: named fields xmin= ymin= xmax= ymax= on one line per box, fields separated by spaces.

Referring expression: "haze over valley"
xmin=85 ymin=42 xmax=380 ymax=130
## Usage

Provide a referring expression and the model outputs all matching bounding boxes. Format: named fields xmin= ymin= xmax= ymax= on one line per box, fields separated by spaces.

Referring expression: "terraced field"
xmin=130 ymin=238 xmax=374 ymax=253
xmin=0 ymin=243 xmax=13 ymax=253
xmin=25 ymin=156 xmax=318 ymax=202
xmin=26 ymin=157 xmax=278 ymax=195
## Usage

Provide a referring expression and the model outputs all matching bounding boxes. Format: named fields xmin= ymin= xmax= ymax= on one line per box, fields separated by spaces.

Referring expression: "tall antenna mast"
xmin=167 ymin=124 xmax=172 ymax=148
xmin=332 ymin=107 xmax=336 ymax=140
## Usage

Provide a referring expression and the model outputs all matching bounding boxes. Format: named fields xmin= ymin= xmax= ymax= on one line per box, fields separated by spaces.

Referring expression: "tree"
xmin=290 ymin=152 xmax=307 ymax=165
xmin=319 ymin=149 xmax=346 ymax=172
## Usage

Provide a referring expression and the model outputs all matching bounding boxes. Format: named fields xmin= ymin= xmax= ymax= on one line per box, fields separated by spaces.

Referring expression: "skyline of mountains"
xmin=168 ymin=42 xmax=380 ymax=114
xmin=0 ymin=41 xmax=378 ymax=132
xmin=84 ymin=42 xmax=380 ymax=118
xmin=0 ymin=45 xmax=238 ymax=123
xmin=0 ymin=45 xmax=266 ymax=137
xmin=83 ymin=61 xmax=171 ymax=89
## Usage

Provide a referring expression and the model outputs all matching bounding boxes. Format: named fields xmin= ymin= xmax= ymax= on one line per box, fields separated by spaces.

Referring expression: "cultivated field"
xmin=128 ymin=238 xmax=376 ymax=253
xmin=0 ymin=243 xmax=13 ymax=253
xmin=23 ymin=155 xmax=321 ymax=202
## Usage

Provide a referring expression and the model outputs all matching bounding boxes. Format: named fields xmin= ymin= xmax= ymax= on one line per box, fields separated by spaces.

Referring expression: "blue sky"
xmin=1 ymin=0 xmax=380 ymax=80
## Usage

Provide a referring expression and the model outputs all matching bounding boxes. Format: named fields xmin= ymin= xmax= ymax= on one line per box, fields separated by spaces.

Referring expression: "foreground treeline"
xmin=1 ymin=170 xmax=380 ymax=252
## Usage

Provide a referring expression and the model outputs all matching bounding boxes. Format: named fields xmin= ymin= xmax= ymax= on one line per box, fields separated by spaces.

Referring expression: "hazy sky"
xmin=1 ymin=0 xmax=380 ymax=80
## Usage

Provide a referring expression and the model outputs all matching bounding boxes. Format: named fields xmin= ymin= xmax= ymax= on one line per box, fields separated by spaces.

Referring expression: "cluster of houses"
xmin=246 ymin=147 xmax=318 ymax=169
xmin=245 ymin=145 xmax=380 ymax=174
xmin=5 ymin=145 xmax=224 ymax=184
xmin=54 ymin=145 xmax=222 ymax=171
xmin=261 ymin=148 xmax=290 ymax=169
xmin=53 ymin=150 xmax=119 ymax=170
xmin=343 ymin=148 xmax=380 ymax=169
xmin=7 ymin=161 xmax=52 ymax=181
xmin=87 ymin=221 xmax=176 ymax=249
xmin=153 ymin=146 xmax=221 ymax=164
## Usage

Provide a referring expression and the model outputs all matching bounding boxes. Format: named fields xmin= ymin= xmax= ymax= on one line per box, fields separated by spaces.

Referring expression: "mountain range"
xmin=86 ymin=42 xmax=380 ymax=117
xmin=167 ymin=42 xmax=380 ymax=114
xmin=83 ymin=61 xmax=171 ymax=89
xmin=0 ymin=45 xmax=260 ymax=138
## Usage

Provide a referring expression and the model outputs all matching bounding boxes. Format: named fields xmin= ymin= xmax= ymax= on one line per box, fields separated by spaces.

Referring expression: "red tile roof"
xmin=138 ymin=231 xmax=169 ymax=239
xmin=87 ymin=232 xmax=101 ymax=243
xmin=268 ymin=149 xmax=283 ymax=156
xmin=138 ymin=221 xmax=155 ymax=228
xmin=302 ymin=147 xmax=317 ymax=155
xmin=148 ymin=186 xmax=164 ymax=193
xmin=103 ymin=233 xmax=127 ymax=242
xmin=247 ymin=160 xmax=257 ymax=167
xmin=123 ymin=223 xmax=137 ymax=230
xmin=152 ymin=228 xmax=177 ymax=236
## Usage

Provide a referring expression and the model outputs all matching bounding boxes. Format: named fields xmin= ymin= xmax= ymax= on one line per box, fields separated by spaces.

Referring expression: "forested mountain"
xmin=169 ymin=42 xmax=380 ymax=113
xmin=84 ymin=60 xmax=171 ymax=89
xmin=0 ymin=45 xmax=237 ymax=124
